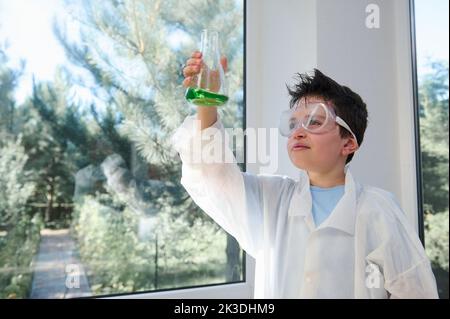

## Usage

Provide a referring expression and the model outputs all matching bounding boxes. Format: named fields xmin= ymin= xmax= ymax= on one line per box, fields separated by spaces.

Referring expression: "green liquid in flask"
xmin=185 ymin=87 xmax=229 ymax=106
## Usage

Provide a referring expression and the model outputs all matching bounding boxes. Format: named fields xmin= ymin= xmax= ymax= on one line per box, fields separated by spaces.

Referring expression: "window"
xmin=0 ymin=0 xmax=245 ymax=298
xmin=411 ymin=0 xmax=449 ymax=299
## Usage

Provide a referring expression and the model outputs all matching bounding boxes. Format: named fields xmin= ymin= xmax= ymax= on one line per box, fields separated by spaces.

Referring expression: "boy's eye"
xmin=307 ymin=116 xmax=323 ymax=126
xmin=288 ymin=117 xmax=299 ymax=130
xmin=288 ymin=121 xmax=296 ymax=130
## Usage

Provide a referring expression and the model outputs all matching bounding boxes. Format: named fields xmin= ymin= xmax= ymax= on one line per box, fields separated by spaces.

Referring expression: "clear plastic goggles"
xmin=278 ymin=101 xmax=358 ymax=145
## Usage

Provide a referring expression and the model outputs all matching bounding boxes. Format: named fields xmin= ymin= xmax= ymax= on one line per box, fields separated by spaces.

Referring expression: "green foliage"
xmin=0 ymin=44 xmax=24 ymax=138
xmin=57 ymin=0 xmax=244 ymax=178
xmin=0 ymin=138 xmax=36 ymax=226
xmin=419 ymin=61 xmax=449 ymax=214
xmin=0 ymin=214 xmax=43 ymax=299
xmin=1 ymin=0 xmax=245 ymax=297
xmin=15 ymin=83 xmax=79 ymax=224
xmin=425 ymin=210 xmax=449 ymax=272
xmin=72 ymin=193 xmax=228 ymax=295
xmin=0 ymin=48 xmax=43 ymax=298
xmin=419 ymin=61 xmax=449 ymax=295
xmin=16 ymin=74 xmax=129 ymax=225
xmin=56 ymin=0 xmax=245 ymax=290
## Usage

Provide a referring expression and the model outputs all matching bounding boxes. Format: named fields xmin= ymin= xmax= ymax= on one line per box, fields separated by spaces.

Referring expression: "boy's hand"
xmin=182 ymin=51 xmax=228 ymax=92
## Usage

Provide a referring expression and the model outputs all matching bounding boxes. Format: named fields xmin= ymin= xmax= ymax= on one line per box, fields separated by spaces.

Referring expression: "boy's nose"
xmin=291 ymin=125 xmax=308 ymax=139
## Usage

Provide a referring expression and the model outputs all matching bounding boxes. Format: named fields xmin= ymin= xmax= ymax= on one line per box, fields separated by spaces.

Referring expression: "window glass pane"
xmin=0 ymin=0 xmax=244 ymax=298
xmin=414 ymin=0 xmax=449 ymax=299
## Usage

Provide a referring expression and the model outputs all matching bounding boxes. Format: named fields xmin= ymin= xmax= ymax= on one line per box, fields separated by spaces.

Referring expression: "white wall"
xmin=247 ymin=0 xmax=318 ymax=178
xmin=246 ymin=0 xmax=419 ymax=231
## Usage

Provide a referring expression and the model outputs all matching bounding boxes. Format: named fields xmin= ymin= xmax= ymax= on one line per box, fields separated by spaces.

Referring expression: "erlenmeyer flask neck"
xmin=200 ymin=29 xmax=220 ymax=67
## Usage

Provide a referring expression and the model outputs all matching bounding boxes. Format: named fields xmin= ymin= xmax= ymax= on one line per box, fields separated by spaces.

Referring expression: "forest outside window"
xmin=0 ymin=0 xmax=244 ymax=298
xmin=412 ymin=0 xmax=449 ymax=299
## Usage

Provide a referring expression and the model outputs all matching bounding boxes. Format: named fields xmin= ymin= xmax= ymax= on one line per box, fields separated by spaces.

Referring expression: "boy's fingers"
xmin=183 ymin=65 xmax=201 ymax=77
xmin=182 ymin=54 xmax=226 ymax=81
xmin=182 ymin=76 xmax=198 ymax=88
xmin=220 ymin=56 xmax=228 ymax=73
xmin=182 ymin=77 xmax=192 ymax=88
xmin=186 ymin=58 xmax=202 ymax=66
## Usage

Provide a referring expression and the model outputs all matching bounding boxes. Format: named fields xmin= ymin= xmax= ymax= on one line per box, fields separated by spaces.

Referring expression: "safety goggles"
xmin=278 ymin=101 xmax=358 ymax=145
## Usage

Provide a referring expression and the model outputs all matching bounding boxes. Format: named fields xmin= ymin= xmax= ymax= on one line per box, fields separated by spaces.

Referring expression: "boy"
xmin=171 ymin=51 xmax=438 ymax=298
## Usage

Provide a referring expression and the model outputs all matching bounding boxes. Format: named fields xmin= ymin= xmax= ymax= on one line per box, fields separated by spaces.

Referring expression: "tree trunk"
xmin=154 ymin=233 xmax=159 ymax=289
xmin=45 ymin=177 xmax=55 ymax=223
xmin=225 ymin=234 xmax=241 ymax=282
xmin=8 ymin=101 xmax=14 ymax=133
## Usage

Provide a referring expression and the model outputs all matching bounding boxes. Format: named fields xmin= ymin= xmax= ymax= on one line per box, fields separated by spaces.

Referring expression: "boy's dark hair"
xmin=286 ymin=69 xmax=368 ymax=164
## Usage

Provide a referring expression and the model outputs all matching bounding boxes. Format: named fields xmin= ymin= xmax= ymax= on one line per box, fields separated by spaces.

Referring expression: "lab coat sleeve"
xmin=365 ymin=190 xmax=439 ymax=299
xmin=170 ymin=114 xmax=264 ymax=257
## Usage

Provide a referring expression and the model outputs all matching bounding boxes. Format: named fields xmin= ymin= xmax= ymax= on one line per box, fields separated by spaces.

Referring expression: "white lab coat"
xmin=170 ymin=114 xmax=439 ymax=299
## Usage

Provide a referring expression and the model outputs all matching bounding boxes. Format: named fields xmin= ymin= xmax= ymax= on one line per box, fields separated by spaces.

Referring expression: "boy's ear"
xmin=341 ymin=137 xmax=359 ymax=157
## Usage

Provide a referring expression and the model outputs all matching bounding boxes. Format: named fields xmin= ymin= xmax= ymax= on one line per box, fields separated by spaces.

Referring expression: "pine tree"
xmin=0 ymin=45 xmax=36 ymax=226
xmin=20 ymin=79 xmax=80 ymax=223
xmin=0 ymin=45 xmax=24 ymax=140
xmin=419 ymin=60 xmax=449 ymax=280
xmin=0 ymin=138 xmax=36 ymax=227
xmin=17 ymin=72 xmax=100 ymax=224
xmin=419 ymin=61 xmax=449 ymax=214
xmin=56 ymin=0 xmax=244 ymax=281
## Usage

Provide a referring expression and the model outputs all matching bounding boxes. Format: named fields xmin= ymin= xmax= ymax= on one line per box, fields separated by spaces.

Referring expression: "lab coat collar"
xmin=288 ymin=167 xmax=358 ymax=236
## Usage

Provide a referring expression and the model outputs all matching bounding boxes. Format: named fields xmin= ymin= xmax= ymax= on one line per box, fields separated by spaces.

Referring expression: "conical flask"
xmin=185 ymin=29 xmax=229 ymax=106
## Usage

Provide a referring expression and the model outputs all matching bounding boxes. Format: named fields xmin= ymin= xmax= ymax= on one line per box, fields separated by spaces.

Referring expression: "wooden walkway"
xmin=29 ymin=229 xmax=92 ymax=299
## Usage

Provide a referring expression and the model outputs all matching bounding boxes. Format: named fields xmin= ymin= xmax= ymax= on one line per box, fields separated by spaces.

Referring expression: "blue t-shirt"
xmin=310 ymin=185 xmax=345 ymax=227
